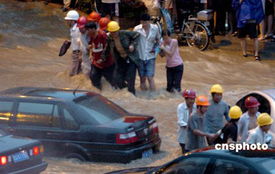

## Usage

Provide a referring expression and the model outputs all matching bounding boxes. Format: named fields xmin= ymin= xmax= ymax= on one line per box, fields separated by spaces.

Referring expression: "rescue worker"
xmin=98 ymin=17 xmax=111 ymax=32
xmin=87 ymin=11 xmax=101 ymax=23
xmin=238 ymin=96 xmax=261 ymax=142
xmin=77 ymin=16 xmax=91 ymax=78
xmin=177 ymin=89 xmax=196 ymax=153
xmin=64 ymin=10 xmax=81 ymax=76
xmin=214 ymin=106 xmax=242 ymax=144
xmin=133 ymin=13 xmax=161 ymax=91
xmin=85 ymin=22 xmax=115 ymax=90
xmin=186 ymin=95 xmax=216 ymax=151
xmin=205 ymin=84 xmax=230 ymax=140
xmin=107 ymin=21 xmax=140 ymax=95
xmin=247 ymin=113 xmax=273 ymax=146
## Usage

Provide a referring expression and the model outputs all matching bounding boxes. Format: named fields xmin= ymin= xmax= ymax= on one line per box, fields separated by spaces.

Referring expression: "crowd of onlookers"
xmin=177 ymin=85 xmax=274 ymax=153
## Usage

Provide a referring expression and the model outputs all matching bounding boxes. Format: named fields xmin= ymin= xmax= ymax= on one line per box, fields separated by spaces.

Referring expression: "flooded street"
xmin=1 ymin=0 xmax=275 ymax=173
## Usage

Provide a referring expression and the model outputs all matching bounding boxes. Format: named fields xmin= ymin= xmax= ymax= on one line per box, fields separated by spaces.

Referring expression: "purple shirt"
xmin=164 ymin=39 xmax=183 ymax=68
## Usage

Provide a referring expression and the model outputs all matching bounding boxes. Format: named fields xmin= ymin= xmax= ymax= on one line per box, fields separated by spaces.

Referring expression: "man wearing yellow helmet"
xmin=107 ymin=21 xmax=140 ymax=95
xmin=247 ymin=113 xmax=273 ymax=145
xmin=214 ymin=106 xmax=242 ymax=144
xmin=205 ymin=84 xmax=230 ymax=142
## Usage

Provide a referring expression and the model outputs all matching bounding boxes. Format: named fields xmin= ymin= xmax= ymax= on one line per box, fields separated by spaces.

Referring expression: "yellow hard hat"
xmin=257 ymin=113 xmax=273 ymax=126
xmin=229 ymin=106 xmax=242 ymax=119
xmin=107 ymin=21 xmax=120 ymax=32
xmin=210 ymin=84 xmax=223 ymax=93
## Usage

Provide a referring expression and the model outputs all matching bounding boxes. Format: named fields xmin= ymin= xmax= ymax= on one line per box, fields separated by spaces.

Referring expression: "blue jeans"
xmin=138 ymin=58 xmax=156 ymax=77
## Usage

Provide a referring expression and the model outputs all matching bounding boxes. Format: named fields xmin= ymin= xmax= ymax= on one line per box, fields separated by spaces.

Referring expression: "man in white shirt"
xmin=177 ymin=89 xmax=196 ymax=153
xmin=238 ymin=96 xmax=261 ymax=142
xmin=64 ymin=10 xmax=81 ymax=76
xmin=134 ymin=13 xmax=161 ymax=91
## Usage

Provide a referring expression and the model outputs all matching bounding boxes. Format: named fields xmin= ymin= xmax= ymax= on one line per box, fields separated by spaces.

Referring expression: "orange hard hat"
xmin=99 ymin=17 xmax=111 ymax=31
xmin=196 ymin=95 xmax=210 ymax=106
xmin=87 ymin=11 xmax=101 ymax=22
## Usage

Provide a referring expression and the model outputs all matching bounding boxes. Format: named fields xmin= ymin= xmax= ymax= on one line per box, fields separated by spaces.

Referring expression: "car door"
xmin=12 ymin=100 xmax=64 ymax=154
xmin=211 ymin=158 xmax=256 ymax=174
xmin=160 ymin=156 xmax=212 ymax=174
xmin=0 ymin=99 xmax=16 ymax=132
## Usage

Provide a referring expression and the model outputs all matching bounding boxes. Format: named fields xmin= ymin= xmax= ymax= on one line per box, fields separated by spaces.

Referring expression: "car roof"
xmin=0 ymin=87 xmax=99 ymax=101
xmin=194 ymin=149 xmax=275 ymax=161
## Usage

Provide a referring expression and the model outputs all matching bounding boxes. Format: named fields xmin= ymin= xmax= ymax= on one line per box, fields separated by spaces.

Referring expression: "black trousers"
xmin=114 ymin=58 xmax=137 ymax=95
xmin=166 ymin=64 xmax=184 ymax=92
xmin=90 ymin=64 xmax=115 ymax=90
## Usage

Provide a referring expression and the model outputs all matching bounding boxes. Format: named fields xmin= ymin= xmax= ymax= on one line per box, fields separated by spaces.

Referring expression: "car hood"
xmin=0 ymin=135 xmax=39 ymax=153
xmin=105 ymin=166 xmax=159 ymax=174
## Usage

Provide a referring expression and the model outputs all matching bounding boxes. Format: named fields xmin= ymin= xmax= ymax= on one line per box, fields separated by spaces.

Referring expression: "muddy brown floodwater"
xmin=1 ymin=0 xmax=275 ymax=173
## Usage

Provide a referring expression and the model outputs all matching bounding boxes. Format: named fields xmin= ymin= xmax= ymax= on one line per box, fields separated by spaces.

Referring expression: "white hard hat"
xmin=64 ymin=10 xmax=79 ymax=21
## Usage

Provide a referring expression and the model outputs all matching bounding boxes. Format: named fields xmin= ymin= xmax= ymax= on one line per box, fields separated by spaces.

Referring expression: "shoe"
xmin=62 ymin=7 xmax=69 ymax=12
xmin=243 ymin=54 xmax=248 ymax=57
xmin=255 ymin=55 xmax=261 ymax=61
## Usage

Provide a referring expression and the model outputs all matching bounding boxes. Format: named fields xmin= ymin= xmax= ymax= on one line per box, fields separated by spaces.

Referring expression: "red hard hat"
xmin=182 ymin=89 xmax=196 ymax=99
xmin=77 ymin=16 xmax=88 ymax=29
xmin=99 ymin=17 xmax=110 ymax=31
xmin=245 ymin=96 xmax=260 ymax=108
xmin=87 ymin=11 xmax=101 ymax=22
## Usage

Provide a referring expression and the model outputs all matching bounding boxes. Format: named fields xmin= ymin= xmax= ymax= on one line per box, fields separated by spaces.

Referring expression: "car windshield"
xmin=74 ymin=95 xmax=127 ymax=124
xmin=260 ymin=158 xmax=275 ymax=174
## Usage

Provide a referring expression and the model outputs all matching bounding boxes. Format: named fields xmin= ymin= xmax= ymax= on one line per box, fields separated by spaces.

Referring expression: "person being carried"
xmin=107 ymin=21 xmax=140 ymax=95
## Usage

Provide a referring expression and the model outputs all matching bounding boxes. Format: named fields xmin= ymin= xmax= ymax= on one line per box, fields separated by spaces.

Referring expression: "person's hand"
xmin=129 ymin=44 xmax=134 ymax=52
xmin=207 ymin=133 xmax=217 ymax=139
xmin=96 ymin=59 xmax=103 ymax=64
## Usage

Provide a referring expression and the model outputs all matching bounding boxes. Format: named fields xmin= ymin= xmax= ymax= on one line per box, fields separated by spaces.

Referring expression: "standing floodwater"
xmin=1 ymin=0 xmax=275 ymax=173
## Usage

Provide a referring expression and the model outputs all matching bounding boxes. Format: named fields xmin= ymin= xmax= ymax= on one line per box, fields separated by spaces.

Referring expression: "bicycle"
xmin=152 ymin=7 xmax=213 ymax=51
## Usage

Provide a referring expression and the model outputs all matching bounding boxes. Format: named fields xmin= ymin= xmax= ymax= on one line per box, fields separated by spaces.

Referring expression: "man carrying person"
xmin=86 ymin=22 xmax=115 ymax=90
xmin=205 ymin=84 xmax=230 ymax=144
xmin=134 ymin=13 xmax=161 ymax=91
xmin=238 ymin=96 xmax=261 ymax=142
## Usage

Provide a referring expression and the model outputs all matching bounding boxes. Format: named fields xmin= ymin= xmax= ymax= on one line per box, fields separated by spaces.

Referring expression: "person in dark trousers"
xmin=233 ymin=0 xmax=264 ymax=60
xmin=160 ymin=30 xmax=184 ymax=93
xmin=86 ymin=22 xmax=115 ymax=90
xmin=214 ymin=105 xmax=242 ymax=144
xmin=107 ymin=21 xmax=140 ymax=95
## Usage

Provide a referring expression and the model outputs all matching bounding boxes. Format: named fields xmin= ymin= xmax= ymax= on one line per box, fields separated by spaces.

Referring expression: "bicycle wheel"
xmin=186 ymin=22 xmax=210 ymax=51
